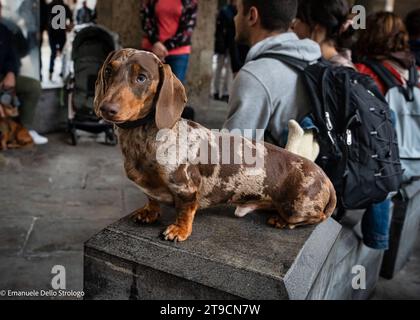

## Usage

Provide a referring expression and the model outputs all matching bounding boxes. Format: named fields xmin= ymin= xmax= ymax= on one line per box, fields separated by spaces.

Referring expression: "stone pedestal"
xmin=84 ymin=205 xmax=389 ymax=300
xmin=308 ymin=211 xmax=384 ymax=300
xmin=84 ymin=206 xmax=342 ymax=300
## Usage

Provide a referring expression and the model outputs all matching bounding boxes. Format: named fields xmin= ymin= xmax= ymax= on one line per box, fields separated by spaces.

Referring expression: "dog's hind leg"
xmin=269 ymin=205 xmax=327 ymax=230
xmin=285 ymin=211 xmax=327 ymax=229
xmin=282 ymin=214 xmax=328 ymax=230
xmin=267 ymin=214 xmax=288 ymax=229
xmin=131 ymin=198 xmax=161 ymax=224
xmin=267 ymin=205 xmax=291 ymax=229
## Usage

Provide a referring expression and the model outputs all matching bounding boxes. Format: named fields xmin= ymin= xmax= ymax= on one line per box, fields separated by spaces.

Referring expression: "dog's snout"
xmin=100 ymin=103 xmax=120 ymax=118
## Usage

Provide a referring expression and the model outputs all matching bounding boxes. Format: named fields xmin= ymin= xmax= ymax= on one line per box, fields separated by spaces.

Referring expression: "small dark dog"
xmin=94 ymin=49 xmax=337 ymax=242
xmin=0 ymin=90 xmax=33 ymax=150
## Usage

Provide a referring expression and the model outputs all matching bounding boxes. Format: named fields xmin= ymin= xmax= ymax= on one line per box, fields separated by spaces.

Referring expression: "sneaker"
xmin=29 ymin=130 xmax=48 ymax=145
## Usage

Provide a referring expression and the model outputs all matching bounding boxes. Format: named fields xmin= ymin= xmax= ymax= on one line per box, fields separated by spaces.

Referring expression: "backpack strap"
xmin=252 ymin=53 xmax=310 ymax=146
xmin=408 ymin=64 xmax=418 ymax=85
xmin=364 ymin=59 xmax=417 ymax=102
xmin=254 ymin=53 xmax=309 ymax=71
xmin=254 ymin=53 xmax=337 ymax=146
xmin=407 ymin=64 xmax=419 ymax=101
xmin=363 ymin=60 xmax=400 ymax=90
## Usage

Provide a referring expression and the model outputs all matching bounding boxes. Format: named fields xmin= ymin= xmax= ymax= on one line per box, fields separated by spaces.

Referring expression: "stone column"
xmin=394 ymin=0 xmax=419 ymax=18
xmin=185 ymin=0 xmax=217 ymax=109
xmin=96 ymin=0 xmax=143 ymax=49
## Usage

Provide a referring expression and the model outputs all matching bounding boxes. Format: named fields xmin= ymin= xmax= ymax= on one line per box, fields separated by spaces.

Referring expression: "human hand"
xmin=1 ymin=72 xmax=16 ymax=90
xmin=152 ymin=41 xmax=168 ymax=61
xmin=66 ymin=22 xmax=75 ymax=32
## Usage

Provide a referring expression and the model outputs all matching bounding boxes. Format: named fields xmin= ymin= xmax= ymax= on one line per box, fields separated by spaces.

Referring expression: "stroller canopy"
xmin=71 ymin=24 xmax=118 ymax=61
xmin=69 ymin=24 xmax=119 ymax=113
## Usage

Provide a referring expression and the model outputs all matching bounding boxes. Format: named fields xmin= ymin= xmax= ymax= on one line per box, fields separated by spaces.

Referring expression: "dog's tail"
xmin=324 ymin=179 xmax=337 ymax=219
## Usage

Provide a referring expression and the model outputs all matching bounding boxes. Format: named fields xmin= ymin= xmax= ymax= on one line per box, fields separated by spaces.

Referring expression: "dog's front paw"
xmin=162 ymin=224 xmax=191 ymax=242
xmin=131 ymin=207 xmax=160 ymax=224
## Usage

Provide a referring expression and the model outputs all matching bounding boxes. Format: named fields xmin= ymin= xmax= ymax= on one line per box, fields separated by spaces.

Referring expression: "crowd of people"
xmin=0 ymin=0 xmax=96 ymax=145
xmin=1 ymin=0 xmax=420 ymax=251
xmin=220 ymin=0 xmax=420 ymax=250
xmin=42 ymin=0 xmax=96 ymax=81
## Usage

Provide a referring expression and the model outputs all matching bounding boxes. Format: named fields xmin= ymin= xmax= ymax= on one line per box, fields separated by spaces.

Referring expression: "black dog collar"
xmin=115 ymin=109 xmax=156 ymax=130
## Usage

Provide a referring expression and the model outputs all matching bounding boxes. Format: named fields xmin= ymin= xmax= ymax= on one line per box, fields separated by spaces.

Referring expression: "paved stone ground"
xmin=372 ymin=234 xmax=420 ymax=300
xmin=0 ymin=132 xmax=148 ymax=300
xmin=0 ymin=99 xmax=419 ymax=300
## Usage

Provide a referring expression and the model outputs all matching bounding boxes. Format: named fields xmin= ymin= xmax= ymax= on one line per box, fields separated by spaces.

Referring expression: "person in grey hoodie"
xmin=223 ymin=0 xmax=321 ymax=146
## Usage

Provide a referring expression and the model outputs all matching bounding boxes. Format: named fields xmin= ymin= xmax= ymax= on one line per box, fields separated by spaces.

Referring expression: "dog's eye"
xmin=136 ymin=74 xmax=147 ymax=83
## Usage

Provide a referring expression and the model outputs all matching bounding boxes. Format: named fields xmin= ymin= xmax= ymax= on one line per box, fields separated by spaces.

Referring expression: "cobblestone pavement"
xmin=0 ymin=99 xmax=419 ymax=300
xmin=0 ymin=132 xmax=147 ymax=300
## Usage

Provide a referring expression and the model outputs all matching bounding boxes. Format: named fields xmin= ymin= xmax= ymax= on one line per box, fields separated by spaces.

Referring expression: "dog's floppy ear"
xmin=94 ymin=50 xmax=118 ymax=116
xmin=155 ymin=64 xmax=187 ymax=130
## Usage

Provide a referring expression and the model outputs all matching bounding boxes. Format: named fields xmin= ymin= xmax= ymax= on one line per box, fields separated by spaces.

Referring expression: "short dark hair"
xmin=297 ymin=0 xmax=354 ymax=48
xmin=242 ymin=0 xmax=297 ymax=32
xmin=405 ymin=8 xmax=420 ymax=38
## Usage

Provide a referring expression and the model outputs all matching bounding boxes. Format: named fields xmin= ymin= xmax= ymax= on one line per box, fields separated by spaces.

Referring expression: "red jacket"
xmin=355 ymin=61 xmax=420 ymax=95
xmin=142 ymin=0 xmax=198 ymax=51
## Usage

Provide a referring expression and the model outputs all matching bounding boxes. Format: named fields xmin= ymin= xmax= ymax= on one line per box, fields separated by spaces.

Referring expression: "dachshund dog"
xmin=0 ymin=99 xmax=33 ymax=151
xmin=94 ymin=49 xmax=337 ymax=242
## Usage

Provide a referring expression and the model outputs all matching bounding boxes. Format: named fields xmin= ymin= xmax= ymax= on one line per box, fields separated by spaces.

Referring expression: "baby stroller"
xmin=65 ymin=24 xmax=120 ymax=146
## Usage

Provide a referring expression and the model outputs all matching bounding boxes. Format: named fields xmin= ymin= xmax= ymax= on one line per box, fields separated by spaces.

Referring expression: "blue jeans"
xmin=362 ymin=199 xmax=392 ymax=250
xmin=165 ymin=54 xmax=190 ymax=84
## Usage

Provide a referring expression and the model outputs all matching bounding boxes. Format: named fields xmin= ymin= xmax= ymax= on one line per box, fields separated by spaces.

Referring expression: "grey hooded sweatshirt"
xmin=223 ymin=32 xmax=321 ymax=145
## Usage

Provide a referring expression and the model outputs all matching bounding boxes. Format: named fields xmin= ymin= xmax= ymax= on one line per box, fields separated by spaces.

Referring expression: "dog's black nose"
xmin=100 ymin=103 xmax=119 ymax=117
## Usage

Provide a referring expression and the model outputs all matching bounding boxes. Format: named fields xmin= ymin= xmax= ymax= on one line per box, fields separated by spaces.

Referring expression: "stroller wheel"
xmin=105 ymin=128 xmax=117 ymax=146
xmin=70 ymin=128 xmax=78 ymax=146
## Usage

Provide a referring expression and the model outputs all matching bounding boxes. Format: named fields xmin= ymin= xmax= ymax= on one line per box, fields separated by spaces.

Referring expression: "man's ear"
xmin=155 ymin=64 xmax=187 ymax=130
xmin=248 ymin=6 xmax=259 ymax=26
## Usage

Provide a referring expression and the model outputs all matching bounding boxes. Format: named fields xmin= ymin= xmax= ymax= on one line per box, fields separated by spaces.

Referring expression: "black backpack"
xmin=255 ymin=53 xmax=403 ymax=210
xmin=363 ymin=60 xmax=420 ymax=181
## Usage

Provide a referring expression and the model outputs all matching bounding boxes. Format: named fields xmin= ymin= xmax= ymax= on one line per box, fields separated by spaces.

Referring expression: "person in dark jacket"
xmin=212 ymin=0 xmax=238 ymax=101
xmin=46 ymin=0 xmax=73 ymax=81
xmin=0 ymin=3 xmax=46 ymax=145
xmin=76 ymin=1 xmax=94 ymax=25
xmin=18 ymin=0 xmax=40 ymax=51
xmin=406 ymin=8 xmax=420 ymax=67
xmin=293 ymin=0 xmax=397 ymax=251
